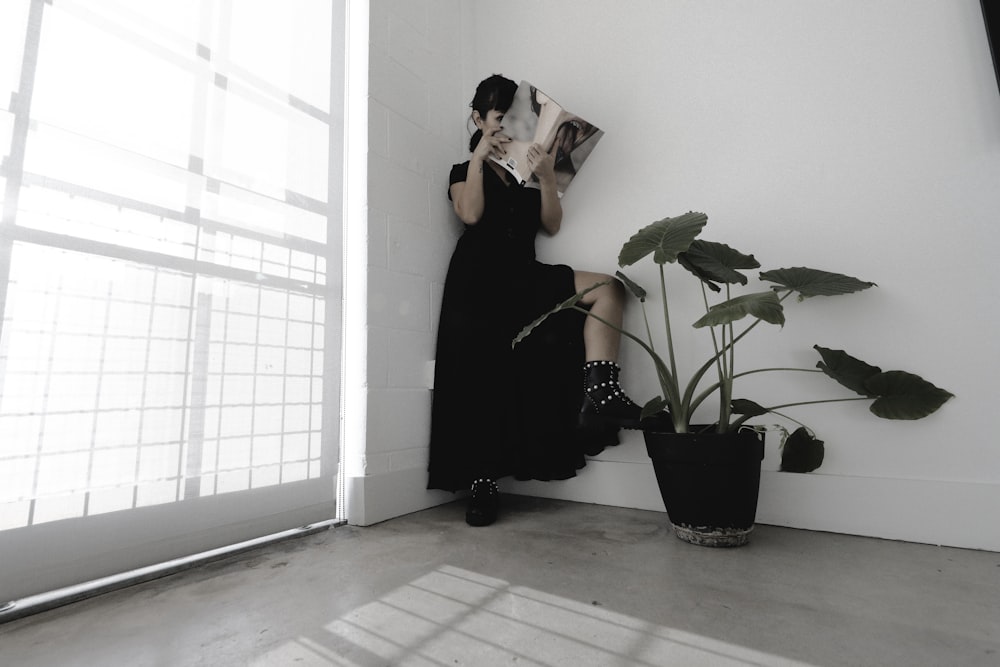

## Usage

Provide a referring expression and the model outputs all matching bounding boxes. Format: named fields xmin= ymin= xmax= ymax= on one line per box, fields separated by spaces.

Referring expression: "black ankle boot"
xmin=465 ymin=478 xmax=499 ymax=526
xmin=580 ymin=360 xmax=647 ymax=430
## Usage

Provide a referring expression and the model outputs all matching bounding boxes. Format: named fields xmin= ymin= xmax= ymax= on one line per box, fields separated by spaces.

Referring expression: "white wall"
xmin=357 ymin=0 xmax=1000 ymax=551
xmin=346 ymin=0 xmax=467 ymax=524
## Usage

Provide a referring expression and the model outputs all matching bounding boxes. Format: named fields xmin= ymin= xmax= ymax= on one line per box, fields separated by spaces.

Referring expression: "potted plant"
xmin=516 ymin=211 xmax=953 ymax=547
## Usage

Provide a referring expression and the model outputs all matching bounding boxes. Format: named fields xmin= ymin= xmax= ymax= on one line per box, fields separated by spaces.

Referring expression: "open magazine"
xmin=491 ymin=80 xmax=604 ymax=198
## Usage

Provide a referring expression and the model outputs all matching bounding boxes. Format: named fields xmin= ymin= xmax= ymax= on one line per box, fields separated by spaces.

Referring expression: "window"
xmin=0 ymin=0 xmax=344 ymax=602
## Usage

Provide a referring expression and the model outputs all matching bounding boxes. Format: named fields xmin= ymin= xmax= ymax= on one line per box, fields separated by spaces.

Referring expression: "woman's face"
xmin=476 ymin=108 xmax=506 ymax=134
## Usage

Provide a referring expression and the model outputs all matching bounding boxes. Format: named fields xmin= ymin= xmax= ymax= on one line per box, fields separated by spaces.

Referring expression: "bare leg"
xmin=574 ymin=271 xmax=668 ymax=430
xmin=575 ymin=271 xmax=625 ymax=362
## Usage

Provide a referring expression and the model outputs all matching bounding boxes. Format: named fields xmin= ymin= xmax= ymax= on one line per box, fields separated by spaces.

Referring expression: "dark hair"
xmin=468 ymin=74 xmax=517 ymax=152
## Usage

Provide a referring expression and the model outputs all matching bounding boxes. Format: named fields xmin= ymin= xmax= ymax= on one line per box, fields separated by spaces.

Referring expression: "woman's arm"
xmin=528 ymin=143 xmax=562 ymax=235
xmin=452 ymin=129 xmax=509 ymax=224
xmin=450 ymin=157 xmax=485 ymax=224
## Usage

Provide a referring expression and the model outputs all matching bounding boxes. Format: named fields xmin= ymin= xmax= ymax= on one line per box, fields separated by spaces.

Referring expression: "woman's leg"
xmin=572 ymin=271 xmax=642 ymax=428
xmin=574 ymin=271 xmax=625 ymax=361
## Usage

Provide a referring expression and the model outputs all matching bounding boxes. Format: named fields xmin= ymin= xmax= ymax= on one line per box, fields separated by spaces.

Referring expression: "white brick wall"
xmin=349 ymin=0 xmax=465 ymax=524
xmin=348 ymin=0 xmax=1000 ymax=551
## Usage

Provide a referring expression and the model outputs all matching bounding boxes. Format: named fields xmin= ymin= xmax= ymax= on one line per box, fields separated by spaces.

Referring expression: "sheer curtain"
xmin=0 ymin=0 xmax=343 ymax=602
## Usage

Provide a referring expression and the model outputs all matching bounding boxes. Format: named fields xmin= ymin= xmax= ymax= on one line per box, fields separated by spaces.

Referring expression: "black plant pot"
xmin=644 ymin=426 xmax=765 ymax=547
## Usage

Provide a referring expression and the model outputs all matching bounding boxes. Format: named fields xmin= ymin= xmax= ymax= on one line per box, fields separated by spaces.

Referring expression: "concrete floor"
xmin=0 ymin=496 xmax=998 ymax=667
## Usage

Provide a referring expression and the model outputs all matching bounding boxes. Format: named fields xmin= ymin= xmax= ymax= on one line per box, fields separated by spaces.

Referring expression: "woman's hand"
xmin=530 ymin=142 xmax=562 ymax=234
xmin=527 ymin=142 xmax=556 ymax=184
xmin=473 ymin=127 xmax=510 ymax=163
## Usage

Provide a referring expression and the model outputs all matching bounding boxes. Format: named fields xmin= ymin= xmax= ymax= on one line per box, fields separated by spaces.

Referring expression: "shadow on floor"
xmin=1 ymin=495 xmax=998 ymax=666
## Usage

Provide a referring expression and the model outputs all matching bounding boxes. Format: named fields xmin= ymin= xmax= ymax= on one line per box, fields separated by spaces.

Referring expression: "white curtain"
xmin=0 ymin=0 xmax=344 ymax=602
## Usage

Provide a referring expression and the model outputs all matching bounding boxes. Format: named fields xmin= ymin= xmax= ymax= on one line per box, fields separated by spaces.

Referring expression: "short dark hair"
xmin=468 ymin=74 xmax=517 ymax=152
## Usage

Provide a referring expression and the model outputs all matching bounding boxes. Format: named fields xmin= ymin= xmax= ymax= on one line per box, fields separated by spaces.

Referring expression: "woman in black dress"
xmin=428 ymin=75 xmax=644 ymax=526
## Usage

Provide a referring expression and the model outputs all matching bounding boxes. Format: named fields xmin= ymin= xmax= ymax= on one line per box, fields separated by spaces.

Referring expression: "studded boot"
xmin=465 ymin=478 xmax=499 ymax=527
xmin=580 ymin=360 xmax=646 ymax=429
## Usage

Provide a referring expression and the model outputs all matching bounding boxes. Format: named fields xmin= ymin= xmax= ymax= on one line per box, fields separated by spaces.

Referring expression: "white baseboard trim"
xmin=346 ymin=469 xmax=454 ymax=527
xmin=502 ymin=460 xmax=1000 ymax=552
xmin=499 ymin=460 xmax=664 ymax=512
xmin=756 ymin=471 xmax=1000 ymax=552
xmin=348 ymin=462 xmax=1000 ymax=552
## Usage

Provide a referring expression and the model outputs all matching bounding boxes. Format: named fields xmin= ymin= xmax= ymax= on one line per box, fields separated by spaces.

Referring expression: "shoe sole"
xmin=465 ymin=514 xmax=496 ymax=527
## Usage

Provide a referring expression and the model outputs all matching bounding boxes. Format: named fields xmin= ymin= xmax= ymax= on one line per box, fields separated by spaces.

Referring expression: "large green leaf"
xmin=814 ymin=345 xmax=882 ymax=396
xmin=866 ymin=371 xmax=955 ymax=420
xmin=641 ymin=396 xmax=669 ymax=420
xmin=760 ymin=267 xmax=876 ymax=299
xmin=780 ymin=427 xmax=825 ymax=473
xmin=615 ymin=271 xmax=647 ymax=301
xmin=618 ymin=211 xmax=708 ymax=267
xmin=513 ymin=280 xmax=610 ymax=347
xmin=730 ymin=399 xmax=769 ymax=417
xmin=692 ymin=291 xmax=785 ymax=328
xmin=677 ymin=240 xmax=760 ymax=292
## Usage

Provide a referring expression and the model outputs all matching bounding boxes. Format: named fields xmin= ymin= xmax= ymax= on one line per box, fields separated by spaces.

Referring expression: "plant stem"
xmin=732 ymin=367 xmax=823 ymax=379
xmin=764 ymin=397 xmax=870 ymax=411
xmin=720 ymin=285 xmax=735 ymax=431
xmin=731 ymin=409 xmax=810 ymax=430
xmin=719 ymin=289 xmax=795 ymax=351
xmin=640 ymin=301 xmax=655 ymax=353
xmin=700 ymin=283 xmax=723 ymax=369
xmin=659 ymin=265 xmax=678 ymax=386
xmin=680 ymin=321 xmax=751 ymax=424
xmin=764 ymin=409 xmax=809 ymax=428
xmin=699 ymin=283 xmax=728 ymax=430
xmin=684 ymin=289 xmax=799 ymax=410
xmin=689 ymin=381 xmax=722 ymax=419
xmin=656 ymin=265 xmax=683 ymax=421
xmin=730 ymin=397 xmax=868 ymax=430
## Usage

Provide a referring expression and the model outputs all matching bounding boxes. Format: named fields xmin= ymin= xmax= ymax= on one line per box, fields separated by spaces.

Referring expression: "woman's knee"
xmin=599 ymin=273 xmax=626 ymax=301
xmin=576 ymin=269 xmax=616 ymax=286
xmin=608 ymin=275 xmax=626 ymax=299
xmin=575 ymin=270 xmax=624 ymax=305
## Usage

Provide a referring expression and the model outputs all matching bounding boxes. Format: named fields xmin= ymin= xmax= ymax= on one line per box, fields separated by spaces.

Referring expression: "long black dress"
xmin=427 ymin=161 xmax=616 ymax=492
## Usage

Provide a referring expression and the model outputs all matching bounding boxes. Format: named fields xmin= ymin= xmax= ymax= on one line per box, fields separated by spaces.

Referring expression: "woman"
xmin=427 ymin=75 xmax=644 ymax=526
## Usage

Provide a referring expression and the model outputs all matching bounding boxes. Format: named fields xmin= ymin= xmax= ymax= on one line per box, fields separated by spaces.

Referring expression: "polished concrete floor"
xmin=1 ymin=495 xmax=998 ymax=666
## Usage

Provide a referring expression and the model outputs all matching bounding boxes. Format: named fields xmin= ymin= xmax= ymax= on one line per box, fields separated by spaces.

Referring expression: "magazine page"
xmin=491 ymin=80 xmax=604 ymax=198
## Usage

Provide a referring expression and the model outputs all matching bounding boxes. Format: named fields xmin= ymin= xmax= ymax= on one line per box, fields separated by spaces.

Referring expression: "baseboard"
xmin=756 ymin=471 xmax=1000 ymax=552
xmin=499 ymin=460 xmax=664 ymax=512
xmin=502 ymin=460 xmax=1000 ymax=552
xmin=347 ymin=459 xmax=1000 ymax=551
xmin=346 ymin=469 xmax=454 ymax=526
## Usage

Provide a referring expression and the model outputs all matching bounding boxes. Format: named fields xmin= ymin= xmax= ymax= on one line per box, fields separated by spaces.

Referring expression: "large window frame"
xmin=0 ymin=0 xmax=345 ymax=603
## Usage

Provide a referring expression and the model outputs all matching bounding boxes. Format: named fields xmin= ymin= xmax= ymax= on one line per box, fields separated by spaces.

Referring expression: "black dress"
xmin=427 ymin=161 xmax=617 ymax=492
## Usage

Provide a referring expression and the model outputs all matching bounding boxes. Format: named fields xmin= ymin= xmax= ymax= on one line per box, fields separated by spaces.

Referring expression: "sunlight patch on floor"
xmin=251 ymin=564 xmax=817 ymax=666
